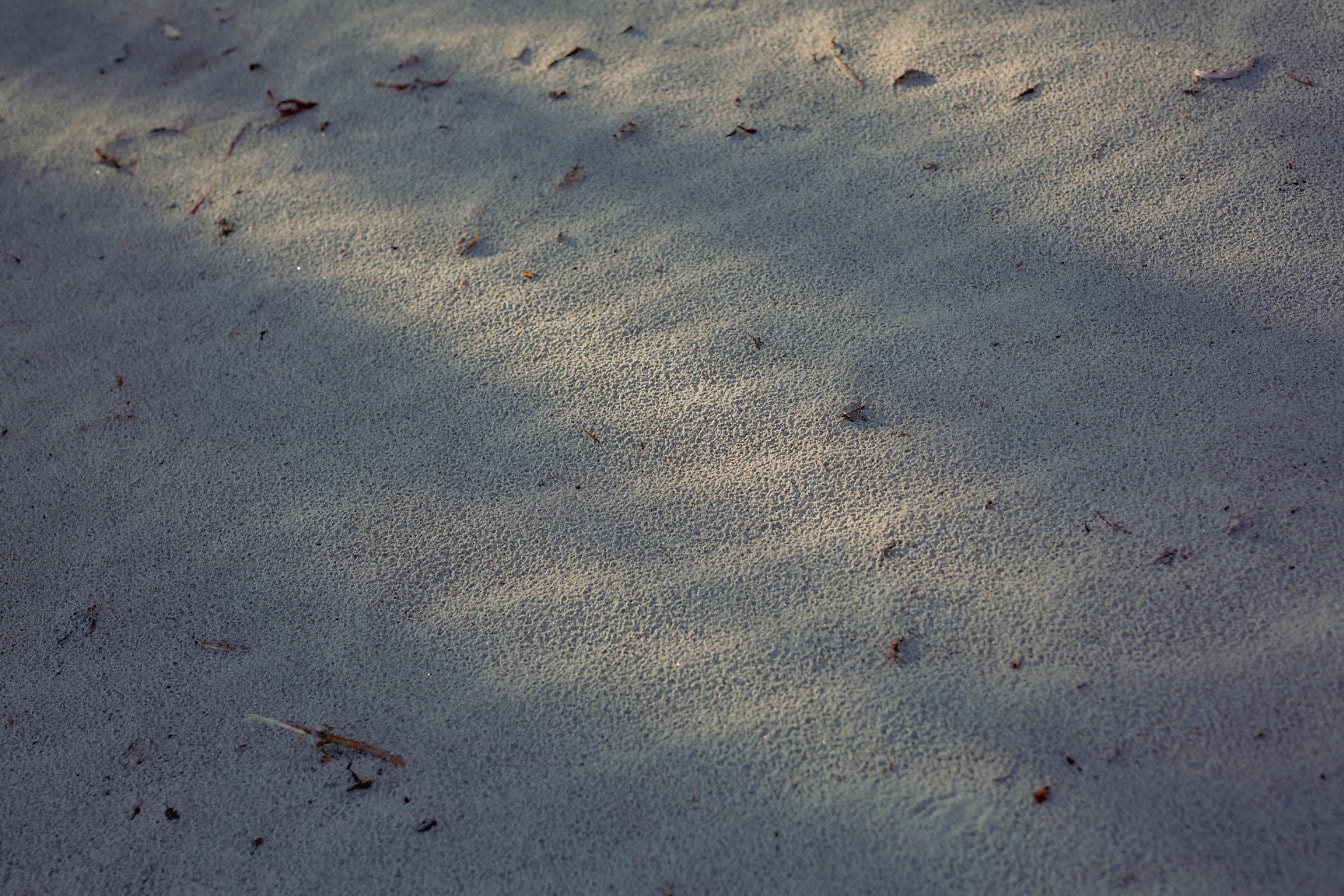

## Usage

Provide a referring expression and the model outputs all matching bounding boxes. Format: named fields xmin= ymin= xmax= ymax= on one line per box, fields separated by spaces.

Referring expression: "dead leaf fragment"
xmin=558 ymin=161 xmax=584 ymax=188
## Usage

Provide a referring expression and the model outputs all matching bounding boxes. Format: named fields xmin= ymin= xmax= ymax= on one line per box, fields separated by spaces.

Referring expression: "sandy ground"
xmin=3 ymin=0 xmax=1343 ymax=892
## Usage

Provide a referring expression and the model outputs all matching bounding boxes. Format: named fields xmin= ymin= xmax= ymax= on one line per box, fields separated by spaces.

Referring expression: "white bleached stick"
xmin=1193 ymin=53 xmax=1261 ymax=83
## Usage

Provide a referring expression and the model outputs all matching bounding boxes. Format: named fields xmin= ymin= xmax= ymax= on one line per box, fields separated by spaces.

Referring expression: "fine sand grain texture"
xmin=3 ymin=0 xmax=1343 ymax=892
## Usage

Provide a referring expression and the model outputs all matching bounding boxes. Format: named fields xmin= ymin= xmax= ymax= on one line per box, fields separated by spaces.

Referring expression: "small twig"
xmin=825 ymin=39 xmax=865 ymax=90
xmin=547 ymin=47 xmax=589 ymax=68
xmin=1094 ymin=511 xmax=1131 ymax=534
xmin=1192 ymin=53 xmax=1261 ymax=83
xmin=244 ymin=714 xmax=407 ymax=767
xmin=1284 ymin=70 xmax=1314 ymax=87
xmin=194 ymin=637 xmax=245 ymax=652
xmin=188 ymin=188 xmax=214 ymax=215
xmin=834 ymin=57 xmax=865 ymax=90
xmin=373 ymin=77 xmax=451 ymax=91
xmin=224 ymin=122 xmax=250 ymax=159
xmin=246 ymin=714 xmax=309 ymax=737
xmin=93 ymin=146 xmax=136 ymax=170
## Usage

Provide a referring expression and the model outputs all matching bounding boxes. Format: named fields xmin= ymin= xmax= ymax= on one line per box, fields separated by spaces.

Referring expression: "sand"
xmin=3 ymin=0 xmax=1342 ymax=892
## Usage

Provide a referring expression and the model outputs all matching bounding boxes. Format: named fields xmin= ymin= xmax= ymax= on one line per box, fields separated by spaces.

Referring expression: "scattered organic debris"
xmin=245 ymin=714 xmax=407 ymax=767
xmin=1033 ymin=785 xmax=1050 ymax=803
xmin=887 ymin=638 xmax=904 ymax=664
xmin=725 ymin=123 xmax=758 ymax=138
xmin=581 ymin=428 xmax=600 ymax=443
xmin=1012 ymin=82 xmax=1041 ymax=102
xmin=1285 ymin=70 xmax=1314 ymax=87
xmin=613 ymin=120 xmax=638 ymax=139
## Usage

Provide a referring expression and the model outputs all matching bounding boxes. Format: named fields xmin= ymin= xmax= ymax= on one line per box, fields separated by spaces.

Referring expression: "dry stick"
xmin=194 ymin=637 xmax=244 ymax=651
xmin=224 ymin=122 xmax=250 ymax=159
xmin=245 ymin=714 xmax=407 ymax=766
xmin=188 ymin=188 xmax=214 ymax=215
xmin=372 ymin=77 xmax=451 ymax=91
xmin=1094 ymin=511 xmax=1131 ymax=534
xmin=835 ymin=56 xmax=865 ymax=89
xmin=1192 ymin=53 xmax=1261 ymax=82
xmin=821 ymin=39 xmax=865 ymax=90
